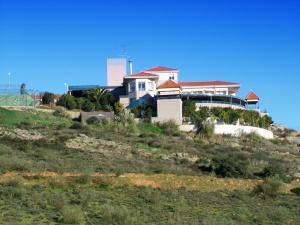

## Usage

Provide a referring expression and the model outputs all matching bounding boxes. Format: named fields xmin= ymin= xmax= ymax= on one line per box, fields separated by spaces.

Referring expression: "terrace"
xmin=181 ymin=93 xmax=247 ymax=109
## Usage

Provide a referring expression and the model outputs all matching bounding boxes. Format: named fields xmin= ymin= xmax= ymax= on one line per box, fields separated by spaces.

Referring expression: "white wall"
xmin=179 ymin=124 xmax=274 ymax=139
xmin=153 ymin=97 xmax=182 ymax=125
xmin=149 ymin=71 xmax=179 ymax=84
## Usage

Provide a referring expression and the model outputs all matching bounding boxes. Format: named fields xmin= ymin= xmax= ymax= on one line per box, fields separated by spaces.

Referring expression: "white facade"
xmin=127 ymin=78 xmax=157 ymax=99
xmin=148 ymin=71 xmax=179 ymax=85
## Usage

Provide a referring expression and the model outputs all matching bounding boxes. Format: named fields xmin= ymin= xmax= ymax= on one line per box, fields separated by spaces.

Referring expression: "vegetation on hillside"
xmin=0 ymin=107 xmax=299 ymax=224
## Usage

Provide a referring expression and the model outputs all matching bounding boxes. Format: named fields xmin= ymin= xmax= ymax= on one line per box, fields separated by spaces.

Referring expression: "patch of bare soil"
xmin=0 ymin=127 xmax=44 ymax=140
xmin=65 ymin=133 xmax=132 ymax=156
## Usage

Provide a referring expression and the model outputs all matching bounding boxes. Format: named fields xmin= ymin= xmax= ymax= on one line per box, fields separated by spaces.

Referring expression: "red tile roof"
xmin=178 ymin=81 xmax=240 ymax=87
xmin=245 ymin=91 xmax=260 ymax=101
xmin=146 ymin=66 xmax=178 ymax=72
xmin=157 ymin=80 xmax=181 ymax=89
xmin=125 ymin=72 xmax=159 ymax=78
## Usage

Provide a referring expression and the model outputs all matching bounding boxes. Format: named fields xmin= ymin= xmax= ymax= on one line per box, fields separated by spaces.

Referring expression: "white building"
xmin=119 ymin=65 xmax=257 ymax=110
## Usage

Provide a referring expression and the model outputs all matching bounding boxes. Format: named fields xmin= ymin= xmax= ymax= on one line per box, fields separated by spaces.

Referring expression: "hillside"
xmin=0 ymin=108 xmax=300 ymax=225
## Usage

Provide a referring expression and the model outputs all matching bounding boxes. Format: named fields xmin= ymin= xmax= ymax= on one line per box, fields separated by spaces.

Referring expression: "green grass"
xmin=0 ymin=183 xmax=299 ymax=225
xmin=0 ymin=108 xmax=72 ymax=127
xmin=0 ymin=108 xmax=300 ymax=224
xmin=137 ymin=122 xmax=163 ymax=135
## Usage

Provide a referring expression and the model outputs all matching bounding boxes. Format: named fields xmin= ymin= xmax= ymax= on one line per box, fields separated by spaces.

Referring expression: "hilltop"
xmin=0 ymin=107 xmax=300 ymax=225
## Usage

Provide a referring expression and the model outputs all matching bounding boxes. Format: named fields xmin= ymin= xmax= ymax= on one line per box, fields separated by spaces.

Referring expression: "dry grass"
xmin=1 ymin=172 xmax=299 ymax=193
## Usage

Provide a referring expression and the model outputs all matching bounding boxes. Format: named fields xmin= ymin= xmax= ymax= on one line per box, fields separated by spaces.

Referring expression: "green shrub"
xmin=196 ymin=158 xmax=213 ymax=173
xmin=70 ymin=122 xmax=84 ymax=130
xmin=256 ymin=162 xmax=288 ymax=181
xmin=74 ymin=174 xmax=91 ymax=184
xmin=254 ymin=178 xmax=282 ymax=198
xmin=114 ymin=101 xmax=124 ymax=115
xmin=61 ymin=205 xmax=85 ymax=224
xmin=182 ymin=100 xmax=196 ymax=117
xmin=290 ymin=187 xmax=300 ymax=196
xmin=75 ymin=97 xmax=86 ymax=110
xmin=57 ymin=95 xmax=77 ymax=110
xmin=100 ymin=204 xmax=137 ymax=225
xmin=53 ymin=107 xmax=69 ymax=118
xmin=42 ymin=92 xmax=55 ymax=105
xmin=246 ymin=132 xmax=262 ymax=143
xmin=82 ymin=99 xmax=95 ymax=112
xmin=212 ymin=153 xmax=250 ymax=178
xmin=198 ymin=122 xmax=214 ymax=138
xmin=159 ymin=120 xmax=180 ymax=136
xmin=131 ymin=104 xmax=153 ymax=121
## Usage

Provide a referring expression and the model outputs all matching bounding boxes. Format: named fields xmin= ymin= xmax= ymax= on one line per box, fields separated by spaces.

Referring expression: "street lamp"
xmin=8 ymin=72 xmax=11 ymax=89
xmin=64 ymin=83 xmax=68 ymax=95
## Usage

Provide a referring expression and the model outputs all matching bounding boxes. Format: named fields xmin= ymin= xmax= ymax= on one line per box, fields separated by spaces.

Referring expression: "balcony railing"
xmin=181 ymin=93 xmax=247 ymax=108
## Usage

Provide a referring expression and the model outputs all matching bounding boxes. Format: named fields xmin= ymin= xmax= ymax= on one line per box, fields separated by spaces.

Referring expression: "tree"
xmin=42 ymin=92 xmax=55 ymax=105
xmin=20 ymin=83 xmax=27 ymax=95
xmin=57 ymin=95 xmax=77 ymax=110
xmin=183 ymin=100 xmax=196 ymax=117
xmin=85 ymin=88 xmax=116 ymax=111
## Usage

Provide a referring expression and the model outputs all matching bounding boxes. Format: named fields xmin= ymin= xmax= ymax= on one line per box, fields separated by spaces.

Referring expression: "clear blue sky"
xmin=0 ymin=0 xmax=299 ymax=130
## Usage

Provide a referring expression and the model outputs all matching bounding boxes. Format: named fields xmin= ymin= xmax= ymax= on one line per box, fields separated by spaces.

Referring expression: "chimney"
xmin=128 ymin=59 xmax=133 ymax=75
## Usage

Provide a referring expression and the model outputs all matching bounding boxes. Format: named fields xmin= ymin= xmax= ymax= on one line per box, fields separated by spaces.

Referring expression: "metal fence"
xmin=0 ymin=84 xmax=42 ymax=107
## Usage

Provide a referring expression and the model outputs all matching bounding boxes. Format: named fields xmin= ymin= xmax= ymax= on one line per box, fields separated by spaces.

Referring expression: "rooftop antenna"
xmin=120 ymin=44 xmax=134 ymax=74
xmin=120 ymin=44 xmax=128 ymax=58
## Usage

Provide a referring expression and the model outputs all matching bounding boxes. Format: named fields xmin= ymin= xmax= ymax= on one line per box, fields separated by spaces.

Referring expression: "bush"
xmin=159 ymin=120 xmax=180 ymax=136
xmin=42 ymin=92 xmax=55 ymax=105
xmin=211 ymin=153 xmax=250 ymax=178
xmin=57 ymin=95 xmax=77 ymax=110
xmin=75 ymin=97 xmax=86 ymax=110
xmin=61 ymin=205 xmax=85 ymax=224
xmin=254 ymin=178 xmax=282 ymax=198
xmin=82 ymin=100 xmax=95 ymax=112
xmin=53 ymin=107 xmax=69 ymax=118
xmin=198 ymin=122 xmax=214 ymax=138
xmin=290 ymin=187 xmax=300 ymax=196
xmin=74 ymin=174 xmax=91 ymax=184
xmin=256 ymin=162 xmax=288 ymax=181
xmin=70 ymin=122 xmax=84 ymax=130
xmin=100 ymin=204 xmax=137 ymax=225
xmin=196 ymin=158 xmax=213 ymax=173
xmin=114 ymin=101 xmax=124 ymax=115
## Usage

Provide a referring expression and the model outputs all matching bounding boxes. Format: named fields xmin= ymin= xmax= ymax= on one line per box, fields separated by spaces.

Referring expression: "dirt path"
xmin=1 ymin=172 xmax=299 ymax=193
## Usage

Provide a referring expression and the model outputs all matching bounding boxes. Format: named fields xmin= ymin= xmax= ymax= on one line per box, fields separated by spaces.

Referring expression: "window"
xmin=138 ymin=82 xmax=146 ymax=91
xmin=169 ymin=75 xmax=175 ymax=80
xmin=148 ymin=82 xmax=153 ymax=91
xmin=129 ymin=82 xmax=136 ymax=92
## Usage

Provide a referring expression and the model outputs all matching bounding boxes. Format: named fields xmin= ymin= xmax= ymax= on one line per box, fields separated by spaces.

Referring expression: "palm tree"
xmin=85 ymin=88 xmax=110 ymax=103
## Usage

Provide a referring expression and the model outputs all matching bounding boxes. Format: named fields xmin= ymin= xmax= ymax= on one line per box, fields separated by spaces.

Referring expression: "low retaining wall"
xmin=179 ymin=124 xmax=274 ymax=139
xmin=81 ymin=111 xmax=115 ymax=124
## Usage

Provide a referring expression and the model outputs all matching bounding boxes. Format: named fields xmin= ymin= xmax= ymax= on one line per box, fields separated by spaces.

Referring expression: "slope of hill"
xmin=0 ymin=108 xmax=299 ymax=225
